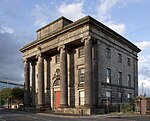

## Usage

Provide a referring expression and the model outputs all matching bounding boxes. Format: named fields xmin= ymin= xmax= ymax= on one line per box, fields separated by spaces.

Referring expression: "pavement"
xmin=0 ymin=109 xmax=150 ymax=121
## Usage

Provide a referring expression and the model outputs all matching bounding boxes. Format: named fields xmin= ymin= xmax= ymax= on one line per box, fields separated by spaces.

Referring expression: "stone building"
xmin=20 ymin=16 xmax=140 ymax=114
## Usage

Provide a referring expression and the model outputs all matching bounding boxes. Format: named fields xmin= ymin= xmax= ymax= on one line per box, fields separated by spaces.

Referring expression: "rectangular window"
xmin=106 ymin=91 xmax=112 ymax=104
xmin=118 ymin=53 xmax=122 ymax=63
xmin=106 ymin=68 xmax=111 ymax=83
xmin=79 ymin=91 xmax=85 ymax=105
xmin=118 ymin=92 xmax=122 ymax=103
xmin=127 ymin=93 xmax=132 ymax=102
xmin=55 ymin=54 xmax=60 ymax=64
xmin=118 ymin=92 xmax=122 ymax=98
xmin=127 ymin=74 xmax=131 ymax=87
xmin=78 ymin=47 xmax=84 ymax=58
xmin=79 ymin=68 xmax=85 ymax=83
xmin=106 ymin=91 xmax=111 ymax=98
xmin=118 ymin=72 xmax=122 ymax=85
xmin=127 ymin=58 xmax=131 ymax=66
xmin=106 ymin=48 xmax=111 ymax=58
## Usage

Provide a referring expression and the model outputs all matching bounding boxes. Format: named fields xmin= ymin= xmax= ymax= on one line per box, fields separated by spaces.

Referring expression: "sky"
xmin=0 ymin=0 xmax=150 ymax=96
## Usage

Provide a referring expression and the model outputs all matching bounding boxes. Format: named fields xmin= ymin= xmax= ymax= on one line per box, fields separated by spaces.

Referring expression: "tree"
xmin=0 ymin=88 xmax=12 ymax=106
xmin=0 ymin=87 xmax=24 ymax=107
xmin=11 ymin=87 xmax=24 ymax=105
xmin=0 ymin=88 xmax=12 ymax=103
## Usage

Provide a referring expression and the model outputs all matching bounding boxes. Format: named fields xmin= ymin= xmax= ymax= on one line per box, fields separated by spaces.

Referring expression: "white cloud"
xmin=0 ymin=26 xmax=14 ymax=34
xmin=31 ymin=4 xmax=52 ymax=27
xmin=135 ymin=41 xmax=150 ymax=50
xmin=137 ymin=41 xmax=150 ymax=96
xmin=105 ymin=21 xmax=126 ymax=35
xmin=139 ymin=79 xmax=150 ymax=97
xmin=96 ymin=0 xmax=126 ymax=35
xmin=57 ymin=0 xmax=126 ymax=34
xmin=31 ymin=0 xmax=126 ymax=34
xmin=138 ymin=55 xmax=150 ymax=79
xmin=97 ymin=0 xmax=119 ymax=21
xmin=58 ymin=2 xmax=85 ymax=21
xmin=119 ymin=0 xmax=144 ymax=7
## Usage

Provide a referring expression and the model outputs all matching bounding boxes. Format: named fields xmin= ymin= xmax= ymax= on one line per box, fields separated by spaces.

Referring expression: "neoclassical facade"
xmin=20 ymin=16 xmax=140 ymax=114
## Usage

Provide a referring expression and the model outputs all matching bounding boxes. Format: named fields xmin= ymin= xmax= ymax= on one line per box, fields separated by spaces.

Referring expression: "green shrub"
xmin=122 ymin=103 xmax=134 ymax=113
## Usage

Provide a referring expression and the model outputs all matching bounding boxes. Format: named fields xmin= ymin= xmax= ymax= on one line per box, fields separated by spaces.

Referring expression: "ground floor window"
xmin=127 ymin=93 xmax=132 ymax=102
xmin=106 ymin=91 xmax=112 ymax=104
xmin=79 ymin=91 xmax=85 ymax=106
xmin=118 ymin=92 xmax=122 ymax=103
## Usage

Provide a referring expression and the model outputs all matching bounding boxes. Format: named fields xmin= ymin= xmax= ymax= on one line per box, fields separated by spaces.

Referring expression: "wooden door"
xmin=55 ymin=91 xmax=60 ymax=109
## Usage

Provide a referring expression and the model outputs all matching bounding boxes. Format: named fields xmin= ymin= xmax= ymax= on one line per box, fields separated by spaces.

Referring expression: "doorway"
xmin=55 ymin=91 xmax=60 ymax=109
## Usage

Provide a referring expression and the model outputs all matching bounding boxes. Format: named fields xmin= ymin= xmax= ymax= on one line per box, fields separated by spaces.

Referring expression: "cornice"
xmin=20 ymin=15 xmax=141 ymax=53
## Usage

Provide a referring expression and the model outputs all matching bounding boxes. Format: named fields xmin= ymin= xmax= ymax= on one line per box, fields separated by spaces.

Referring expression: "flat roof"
xmin=20 ymin=16 xmax=141 ymax=53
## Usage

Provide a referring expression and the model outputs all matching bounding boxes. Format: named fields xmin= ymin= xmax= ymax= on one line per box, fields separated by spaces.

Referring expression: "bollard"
xmin=81 ymin=109 xmax=83 ymax=116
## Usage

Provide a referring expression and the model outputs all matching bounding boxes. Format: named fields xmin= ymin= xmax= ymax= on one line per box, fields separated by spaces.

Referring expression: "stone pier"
xmin=59 ymin=45 xmax=68 ymax=108
xmin=37 ymin=54 xmax=45 ymax=108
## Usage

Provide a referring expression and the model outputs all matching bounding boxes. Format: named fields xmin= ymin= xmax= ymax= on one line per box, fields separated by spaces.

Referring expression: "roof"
xmin=20 ymin=16 xmax=141 ymax=53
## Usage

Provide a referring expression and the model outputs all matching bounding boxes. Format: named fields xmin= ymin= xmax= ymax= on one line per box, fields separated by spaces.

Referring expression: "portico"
xmin=23 ymin=36 xmax=94 ymax=109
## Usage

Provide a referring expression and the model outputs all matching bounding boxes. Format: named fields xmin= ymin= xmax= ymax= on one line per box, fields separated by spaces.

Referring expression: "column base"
xmin=24 ymin=104 xmax=30 ymax=107
xmin=45 ymin=105 xmax=52 ymax=110
xmin=37 ymin=104 xmax=46 ymax=111
xmin=83 ymin=104 xmax=93 ymax=108
xmin=59 ymin=104 xmax=68 ymax=108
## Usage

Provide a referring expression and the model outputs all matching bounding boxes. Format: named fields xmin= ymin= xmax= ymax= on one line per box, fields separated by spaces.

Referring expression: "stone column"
xmin=58 ymin=45 xmax=68 ymax=107
xmin=134 ymin=58 xmax=138 ymax=97
xmin=69 ymin=50 xmax=76 ymax=107
xmin=45 ymin=57 xmax=51 ymax=109
xmin=37 ymin=54 xmax=45 ymax=108
xmin=23 ymin=59 xmax=30 ymax=107
xmin=31 ymin=61 xmax=36 ymax=107
xmin=92 ymin=40 xmax=98 ymax=107
xmin=82 ymin=36 xmax=93 ymax=107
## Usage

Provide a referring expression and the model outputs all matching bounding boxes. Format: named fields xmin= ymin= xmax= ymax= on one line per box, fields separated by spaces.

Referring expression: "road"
xmin=0 ymin=110 xmax=150 ymax=121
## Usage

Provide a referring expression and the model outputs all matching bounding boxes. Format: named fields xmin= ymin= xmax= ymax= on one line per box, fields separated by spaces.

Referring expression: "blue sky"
xmin=0 ymin=0 xmax=150 ymax=96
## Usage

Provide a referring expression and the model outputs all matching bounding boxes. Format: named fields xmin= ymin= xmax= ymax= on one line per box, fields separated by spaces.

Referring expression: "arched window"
xmin=53 ymin=80 xmax=60 ymax=87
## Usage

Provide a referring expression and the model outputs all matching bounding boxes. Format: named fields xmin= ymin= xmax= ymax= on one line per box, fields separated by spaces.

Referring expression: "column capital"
xmin=57 ymin=45 xmax=65 ymax=51
xmin=31 ymin=61 xmax=36 ymax=66
xmin=45 ymin=56 xmax=52 ymax=61
xmin=81 ymin=36 xmax=92 ymax=43
xmin=36 ymin=53 xmax=45 ymax=59
xmin=22 ymin=58 xmax=28 ymax=63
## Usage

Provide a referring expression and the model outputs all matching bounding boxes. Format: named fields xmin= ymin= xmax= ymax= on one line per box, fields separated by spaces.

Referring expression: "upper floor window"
xmin=118 ymin=72 xmax=122 ymax=85
xmin=55 ymin=54 xmax=60 ymax=64
xmin=127 ymin=74 xmax=131 ymax=87
xmin=78 ymin=47 xmax=84 ymax=58
xmin=78 ymin=68 xmax=85 ymax=83
xmin=106 ymin=68 xmax=111 ymax=83
xmin=127 ymin=58 xmax=131 ymax=66
xmin=118 ymin=53 xmax=122 ymax=63
xmin=106 ymin=48 xmax=111 ymax=58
